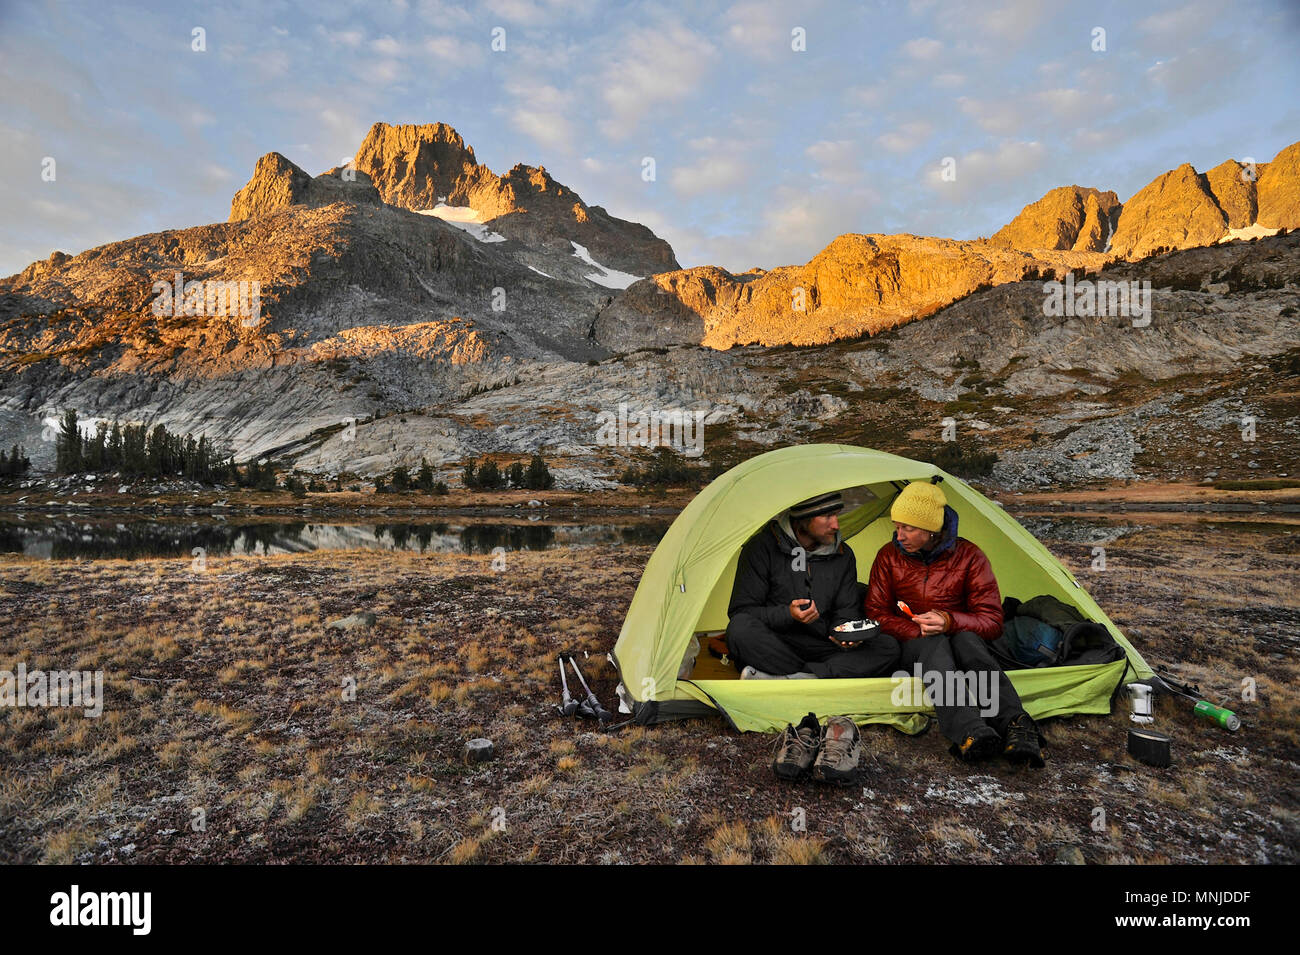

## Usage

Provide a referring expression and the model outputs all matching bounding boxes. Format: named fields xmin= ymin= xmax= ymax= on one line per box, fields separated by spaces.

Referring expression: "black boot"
xmin=1003 ymin=713 xmax=1045 ymax=768
xmin=949 ymin=724 xmax=1000 ymax=763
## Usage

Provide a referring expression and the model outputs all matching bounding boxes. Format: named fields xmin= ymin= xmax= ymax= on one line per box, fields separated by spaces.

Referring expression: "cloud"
xmin=199 ymin=163 xmax=235 ymax=185
xmin=357 ymin=57 xmax=402 ymax=84
xmin=1036 ymin=87 xmax=1111 ymax=118
xmin=502 ymin=80 xmax=576 ymax=153
xmin=902 ymin=37 xmax=942 ymax=60
xmin=1145 ymin=47 xmax=1229 ymax=100
xmin=319 ymin=28 xmax=365 ymax=48
xmin=723 ymin=0 xmax=799 ymax=59
xmin=1137 ymin=0 xmax=1216 ymax=45
xmin=923 ymin=140 xmax=1047 ymax=202
xmin=805 ymin=140 xmax=861 ymax=183
xmin=412 ymin=0 xmax=475 ymax=28
xmin=876 ymin=121 xmax=934 ymax=154
xmin=484 ymin=0 xmax=548 ymax=23
xmin=670 ymin=151 xmax=754 ymax=197
xmin=423 ymin=34 xmax=486 ymax=69
xmin=598 ymin=22 xmax=716 ymax=139
xmin=847 ymin=84 xmax=887 ymax=106
xmin=510 ymin=109 xmax=575 ymax=154
xmin=483 ymin=0 xmax=600 ymax=25
xmin=973 ymin=0 xmax=1061 ymax=42
xmin=754 ymin=184 xmax=880 ymax=265
xmin=956 ymin=96 xmax=1024 ymax=135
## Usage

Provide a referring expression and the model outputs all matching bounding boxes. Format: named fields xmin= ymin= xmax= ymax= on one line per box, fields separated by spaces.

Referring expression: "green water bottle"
xmin=1194 ymin=700 xmax=1241 ymax=732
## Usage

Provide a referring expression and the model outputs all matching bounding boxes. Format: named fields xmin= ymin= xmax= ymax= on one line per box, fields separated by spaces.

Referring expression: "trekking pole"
xmin=1153 ymin=672 xmax=1241 ymax=731
xmin=555 ymin=655 xmax=579 ymax=718
xmin=567 ymin=654 xmax=614 ymax=724
xmin=562 ymin=655 xmax=599 ymax=720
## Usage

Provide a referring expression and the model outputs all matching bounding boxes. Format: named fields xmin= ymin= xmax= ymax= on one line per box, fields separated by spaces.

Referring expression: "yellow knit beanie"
xmin=891 ymin=482 xmax=947 ymax=532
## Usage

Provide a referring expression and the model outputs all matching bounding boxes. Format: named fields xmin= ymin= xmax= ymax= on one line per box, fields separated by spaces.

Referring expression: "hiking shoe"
xmin=949 ymin=725 xmax=1001 ymax=764
xmin=1003 ymin=714 xmax=1046 ymax=768
xmin=812 ymin=716 xmax=861 ymax=784
xmin=771 ymin=712 xmax=821 ymax=780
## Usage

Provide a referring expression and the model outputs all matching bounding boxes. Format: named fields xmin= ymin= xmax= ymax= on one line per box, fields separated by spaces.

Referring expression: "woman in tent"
xmin=865 ymin=481 xmax=1044 ymax=767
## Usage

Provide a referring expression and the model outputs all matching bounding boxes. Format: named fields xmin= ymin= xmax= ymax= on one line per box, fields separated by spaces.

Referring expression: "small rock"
xmin=327 ymin=611 xmax=377 ymax=631
xmin=1055 ymin=845 xmax=1086 ymax=865
xmin=464 ymin=738 xmax=495 ymax=764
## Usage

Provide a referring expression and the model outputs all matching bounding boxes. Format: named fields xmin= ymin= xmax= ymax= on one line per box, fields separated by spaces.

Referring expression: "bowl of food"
xmin=834 ymin=618 xmax=880 ymax=634
xmin=831 ymin=618 xmax=881 ymax=647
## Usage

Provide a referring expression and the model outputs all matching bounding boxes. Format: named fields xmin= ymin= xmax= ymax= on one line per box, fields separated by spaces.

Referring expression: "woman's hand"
xmin=912 ymin=610 xmax=948 ymax=636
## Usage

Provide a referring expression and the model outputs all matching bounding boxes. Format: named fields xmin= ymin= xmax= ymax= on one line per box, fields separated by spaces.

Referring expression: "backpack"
xmin=992 ymin=595 xmax=1125 ymax=669
xmin=1003 ymin=615 xmax=1065 ymax=666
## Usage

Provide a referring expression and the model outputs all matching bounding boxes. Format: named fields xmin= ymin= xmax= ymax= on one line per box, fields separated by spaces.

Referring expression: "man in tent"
xmin=725 ymin=491 xmax=901 ymax=681
xmin=865 ymin=482 xmax=1045 ymax=767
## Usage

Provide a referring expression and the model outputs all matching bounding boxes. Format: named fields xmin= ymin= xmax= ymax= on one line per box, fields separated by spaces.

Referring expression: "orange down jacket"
xmin=864 ymin=504 xmax=1003 ymax=642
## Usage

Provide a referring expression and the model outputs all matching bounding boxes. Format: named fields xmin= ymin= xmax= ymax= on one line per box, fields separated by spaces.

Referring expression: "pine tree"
xmin=0 ymin=444 xmax=31 ymax=479
xmin=56 ymin=409 xmax=82 ymax=474
xmin=477 ymin=459 xmax=501 ymax=489
xmin=256 ymin=460 xmax=277 ymax=491
xmin=107 ymin=421 xmax=124 ymax=471
xmin=524 ymin=454 xmax=554 ymax=490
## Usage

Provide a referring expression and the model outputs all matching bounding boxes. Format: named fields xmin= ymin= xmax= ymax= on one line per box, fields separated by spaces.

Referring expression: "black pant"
xmin=726 ymin=613 xmax=901 ymax=679
xmin=895 ymin=631 xmax=1026 ymax=743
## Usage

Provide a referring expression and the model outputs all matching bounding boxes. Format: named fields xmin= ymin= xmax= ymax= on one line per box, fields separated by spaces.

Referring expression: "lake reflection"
xmin=0 ymin=517 xmax=671 ymax=561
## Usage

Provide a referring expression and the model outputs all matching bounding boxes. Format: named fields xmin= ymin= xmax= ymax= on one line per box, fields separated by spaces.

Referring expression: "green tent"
xmin=611 ymin=443 xmax=1150 ymax=733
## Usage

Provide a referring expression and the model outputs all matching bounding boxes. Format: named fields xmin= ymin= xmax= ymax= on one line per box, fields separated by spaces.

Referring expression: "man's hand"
xmin=911 ymin=610 xmax=947 ymax=636
xmin=790 ymin=598 xmax=820 ymax=625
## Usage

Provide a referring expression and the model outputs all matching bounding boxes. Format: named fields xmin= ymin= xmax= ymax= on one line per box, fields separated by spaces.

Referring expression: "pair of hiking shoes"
xmin=950 ymin=713 xmax=1045 ymax=768
xmin=772 ymin=713 xmax=860 ymax=784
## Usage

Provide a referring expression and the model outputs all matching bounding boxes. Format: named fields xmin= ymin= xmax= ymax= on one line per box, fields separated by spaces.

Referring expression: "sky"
xmin=2 ymin=0 xmax=1299 ymax=279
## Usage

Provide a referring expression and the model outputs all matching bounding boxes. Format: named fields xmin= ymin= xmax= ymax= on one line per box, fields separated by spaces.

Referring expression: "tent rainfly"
xmin=611 ymin=444 xmax=1151 ymax=733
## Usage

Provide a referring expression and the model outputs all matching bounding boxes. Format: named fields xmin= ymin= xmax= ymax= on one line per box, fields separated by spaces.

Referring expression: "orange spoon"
xmin=897 ymin=600 xmax=915 ymax=616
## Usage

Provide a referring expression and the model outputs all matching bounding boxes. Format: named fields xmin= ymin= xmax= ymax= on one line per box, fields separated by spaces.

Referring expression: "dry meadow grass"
xmin=1 ymin=519 xmax=1296 ymax=863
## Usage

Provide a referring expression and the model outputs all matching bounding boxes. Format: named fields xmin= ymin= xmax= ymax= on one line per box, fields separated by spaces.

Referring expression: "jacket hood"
xmin=893 ymin=504 xmax=959 ymax=565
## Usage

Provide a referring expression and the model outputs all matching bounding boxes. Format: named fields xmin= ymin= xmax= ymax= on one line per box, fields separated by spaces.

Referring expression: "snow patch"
xmin=416 ymin=203 xmax=506 ymax=243
xmin=570 ymin=241 xmax=641 ymax=289
xmin=921 ymin=775 xmax=1025 ymax=807
xmin=1218 ymin=222 xmax=1281 ymax=243
xmin=528 ymin=265 xmax=553 ymax=278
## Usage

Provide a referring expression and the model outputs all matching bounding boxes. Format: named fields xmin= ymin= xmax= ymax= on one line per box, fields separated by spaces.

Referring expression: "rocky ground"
xmin=4 ymin=221 xmax=1297 ymax=493
xmin=2 ymin=518 xmax=1296 ymax=864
